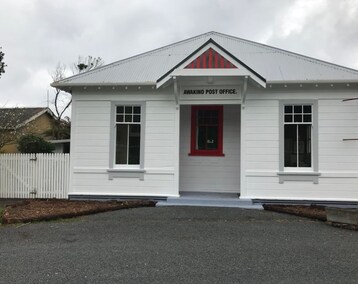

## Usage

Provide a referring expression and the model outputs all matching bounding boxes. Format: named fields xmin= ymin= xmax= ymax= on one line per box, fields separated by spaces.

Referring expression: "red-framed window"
xmin=189 ymin=105 xmax=224 ymax=156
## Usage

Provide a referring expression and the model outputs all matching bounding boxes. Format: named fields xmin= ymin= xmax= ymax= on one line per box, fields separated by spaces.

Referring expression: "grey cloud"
xmin=0 ymin=0 xmax=357 ymax=108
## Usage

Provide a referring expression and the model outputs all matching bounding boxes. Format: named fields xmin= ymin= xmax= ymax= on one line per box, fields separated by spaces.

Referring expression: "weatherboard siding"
xmin=68 ymin=86 xmax=358 ymax=201
xmin=69 ymin=90 xmax=178 ymax=197
xmin=243 ymin=89 xmax=358 ymax=201
xmin=179 ymin=105 xmax=241 ymax=193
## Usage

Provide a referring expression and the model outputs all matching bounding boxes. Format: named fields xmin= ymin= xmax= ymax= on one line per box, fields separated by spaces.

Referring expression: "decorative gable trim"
xmin=184 ymin=48 xmax=237 ymax=69
xmin=156 ymin=38 xmax=266 ymax=88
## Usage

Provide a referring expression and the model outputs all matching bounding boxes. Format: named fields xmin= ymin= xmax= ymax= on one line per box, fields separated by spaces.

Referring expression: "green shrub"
xmin=17 ymin=134 xmax=55 ymax=153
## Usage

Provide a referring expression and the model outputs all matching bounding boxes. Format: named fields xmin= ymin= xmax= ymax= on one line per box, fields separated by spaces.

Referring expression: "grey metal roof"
xmin=53 ymin=31 xmax=358 ymax=87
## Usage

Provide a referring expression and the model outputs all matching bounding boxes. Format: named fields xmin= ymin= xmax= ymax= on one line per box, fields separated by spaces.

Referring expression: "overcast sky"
xmin=0 ymin=0 xmax=358 ymax=113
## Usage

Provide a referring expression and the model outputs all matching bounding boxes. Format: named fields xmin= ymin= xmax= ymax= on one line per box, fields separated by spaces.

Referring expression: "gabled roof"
xmin=0 ymin=107 xmax=54 ymax=130
xmin=156 ymin=38 xmax=267 ymax=88
xmin=52 ymin=31 xmax=358 ymax=87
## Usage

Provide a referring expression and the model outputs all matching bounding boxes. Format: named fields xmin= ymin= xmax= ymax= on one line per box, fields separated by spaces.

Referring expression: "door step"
xmin=156 ymin=193 xmax=262 ymax=209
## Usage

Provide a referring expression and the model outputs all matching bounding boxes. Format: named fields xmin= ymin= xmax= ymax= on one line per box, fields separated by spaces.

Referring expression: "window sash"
xmin=283 ymin=104 xmax=312 ymax=168
xmin=284 ymin=124 xmax=311 ymax=168
xmin=115 ymin=105 xmax=141 ymax=165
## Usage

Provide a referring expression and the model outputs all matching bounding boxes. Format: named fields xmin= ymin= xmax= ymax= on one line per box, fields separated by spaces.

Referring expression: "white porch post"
xmin=173 ymin=77 xmax=180 ymax=196
xmin=240 ymin=78 xmax=248 ymax=198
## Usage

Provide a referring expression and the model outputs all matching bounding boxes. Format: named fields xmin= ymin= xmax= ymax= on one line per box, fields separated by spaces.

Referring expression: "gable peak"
xmin=184 ymin=47 xmax=237 ymax=69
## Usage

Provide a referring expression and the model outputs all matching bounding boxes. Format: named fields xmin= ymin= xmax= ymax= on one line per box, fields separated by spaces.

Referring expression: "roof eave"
xmin=267 ymin=79 xmax=358 ymax=84
xmin=51 ymin=82 xmax=156 ymax=89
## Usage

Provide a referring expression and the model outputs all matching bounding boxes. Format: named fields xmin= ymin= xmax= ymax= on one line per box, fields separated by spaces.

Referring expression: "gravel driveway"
xmin=0 ymin=207 xmax=357 ymax=283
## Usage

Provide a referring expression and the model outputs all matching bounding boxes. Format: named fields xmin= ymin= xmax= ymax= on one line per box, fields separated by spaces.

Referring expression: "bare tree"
xmin=50 ymin=63 xmax=72 ymax=122
xmin=49 ymin=56 xmax=104 ymax=139
xmin=0 ymin=47 xmax=6 ymax=78
xmin=49 ymin=63 xmax=71 ymax=139
xmin=72 ymin=56 xmax=104 ymax=74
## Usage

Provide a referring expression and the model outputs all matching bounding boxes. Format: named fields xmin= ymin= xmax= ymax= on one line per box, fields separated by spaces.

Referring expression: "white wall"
xmin=70 ymin=89 xmax=178 ymax=197
xmin=179 ymin=105 xmax=240 ymax=193
xmin=242 ymin=87 xmax=358 ymax=201
xmin=69 ymin=84 xmax=358 ymax=201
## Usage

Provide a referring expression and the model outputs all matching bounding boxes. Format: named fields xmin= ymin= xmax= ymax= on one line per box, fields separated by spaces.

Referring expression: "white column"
xmin=173 ymin=104 xmax=180 ymax=196
xmin=240 ymin=102 xmax=247 ymax=198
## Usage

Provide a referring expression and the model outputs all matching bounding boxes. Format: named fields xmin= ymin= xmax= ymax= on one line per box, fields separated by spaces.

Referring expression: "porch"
xmin=179 ymin=104 xmax=241 ymax=195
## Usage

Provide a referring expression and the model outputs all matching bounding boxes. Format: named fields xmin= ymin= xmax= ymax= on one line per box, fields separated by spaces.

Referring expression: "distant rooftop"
xmin=0 ymin=107 xmax=50 ymax=129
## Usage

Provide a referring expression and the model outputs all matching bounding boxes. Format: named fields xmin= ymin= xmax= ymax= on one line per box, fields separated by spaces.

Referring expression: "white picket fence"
xmin=0 ymin=153 xmax=70 ymax=199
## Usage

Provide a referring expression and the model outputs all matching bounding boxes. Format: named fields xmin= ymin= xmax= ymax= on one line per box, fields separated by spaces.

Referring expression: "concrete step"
xmin=156 ymin=198 xmax=263 ymax=209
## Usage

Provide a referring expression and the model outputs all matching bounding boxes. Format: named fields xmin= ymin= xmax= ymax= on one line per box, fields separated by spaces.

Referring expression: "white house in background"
xmin=52 ymin=31 xmax=358 ymax=203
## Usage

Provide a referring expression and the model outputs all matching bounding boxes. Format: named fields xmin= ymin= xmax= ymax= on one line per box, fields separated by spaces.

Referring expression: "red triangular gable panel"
xmin=184 ymin=48 xmax=237 ymax=69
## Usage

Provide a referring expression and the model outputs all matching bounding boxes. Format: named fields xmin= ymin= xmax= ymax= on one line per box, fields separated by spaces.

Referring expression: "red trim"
xmin=185 ymin=48 xmax=237 ymax=69
xmin=220 ymin=55 xmax=225 ymax=68
xmin=214 ymin=51 xmax=219 ymax=68
xmin=189 ymin=105 xmax=224 ymax=157
xmin=196 ymin=55 xmax=201 ymax=68
xmin=208 ymin=48 xmax=212 ymax=68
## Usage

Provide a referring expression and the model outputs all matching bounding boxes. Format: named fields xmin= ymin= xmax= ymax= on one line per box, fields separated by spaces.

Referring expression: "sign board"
xmin=181 ymin=87 xmax=239 ymax=95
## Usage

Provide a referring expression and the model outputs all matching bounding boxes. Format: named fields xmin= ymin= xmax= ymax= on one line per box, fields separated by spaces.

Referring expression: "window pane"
xmin=284 ymin=124 xmax=297 ymax=167
xmin=284 ymin=115 xmax=292 ymax=123
xmin=298 ymin=124 xmax=311 ymax=167
xmin=294 ymin=114 xmax=302 ymax=122
xmin=294 ymin=105 xmax=302 ymax=113
xmin=303 ymin=105 xmax=311 ymax=113
xmin=303 ymin=114 xmax=312 ymax=122
xmin=116 ymin=124 xmax=128 ymax=164
xmin=125 ymin=106 xmax=132 ymax=114
xmin=116 ymin=115 xmax=124 ymax=122
xmin=210 ymin=112 xmax=218 ymax=124
xmin=284 ymin=105 xmax=292 ymax=114
xmin=116 ymin=106 xmax=124 ymax=114
xmin=125 ymin=115 xmax=132 ymax=122
xmin=198 ymin=110 xmax=206 ymax=117
xmin=197 ymin=126 xmax=206 ymax=150
xmin=198 ymin=117 xmax=207 ymax=124
xmin=207 ymin=126 xmax=218 ymax=149
xmin=128 ymin=124 xmax=141 ymax=164
xmin=133 ymin=115 xmax=140 ymax=122
xmin=133 ymin=106 xmax=141 ymax=114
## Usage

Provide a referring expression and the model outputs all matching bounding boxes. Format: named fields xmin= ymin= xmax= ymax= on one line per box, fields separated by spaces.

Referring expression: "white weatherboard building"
xmin=53 ymin=32 xmax=358 ymax=203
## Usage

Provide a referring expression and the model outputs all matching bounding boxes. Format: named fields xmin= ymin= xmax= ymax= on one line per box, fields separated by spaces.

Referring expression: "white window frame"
xmin=107 ymin=102 xmax=146 ymax=180
xmin=278 ymin=100 xmax=320 ymax=183
xmin=283 ymin=104 xmax=313 ymax=171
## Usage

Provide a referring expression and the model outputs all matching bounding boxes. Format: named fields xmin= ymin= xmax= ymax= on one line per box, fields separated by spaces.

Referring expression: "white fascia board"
xmin=267 ymin=79 xmax=358 ymax=84
xmin=157 ymin=42 xmax=266 ymax=88
xmin=52 ymin=82 xmax=156 ymax=88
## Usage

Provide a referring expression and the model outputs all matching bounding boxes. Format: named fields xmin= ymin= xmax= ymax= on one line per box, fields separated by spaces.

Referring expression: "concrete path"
xmin=0 ymin=207 xmax=357 ymax=283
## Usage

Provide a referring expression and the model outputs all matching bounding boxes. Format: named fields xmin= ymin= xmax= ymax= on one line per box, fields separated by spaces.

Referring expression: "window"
xmin=278 ymin=101 xmax=319 ymax=183
xmin=189 ymin=105 xmax=224 ymax=156
xmin=284 ymin=105 xmax=312 ymax=168
xmin=115 ymin=105 xmax=141 ymax=165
